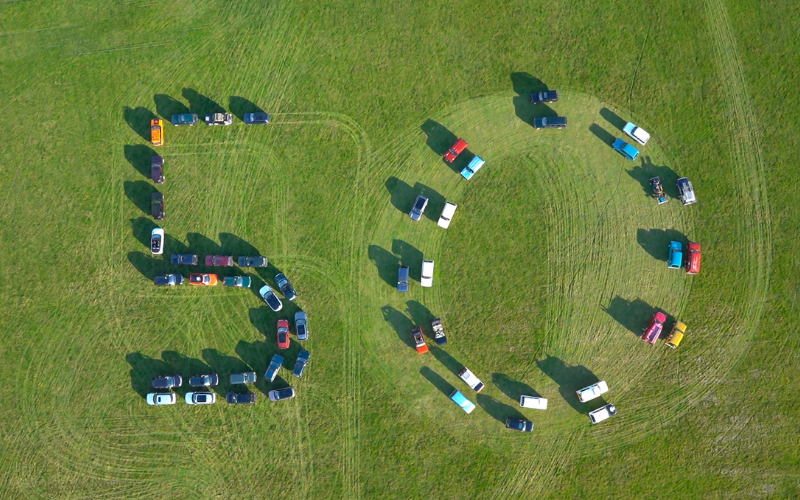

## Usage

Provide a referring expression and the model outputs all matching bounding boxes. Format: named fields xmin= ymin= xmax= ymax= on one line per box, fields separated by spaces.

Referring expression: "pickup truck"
xmin=458 ymin=367 xmax=484 ymax=393
xmin=431 ymin=318 xmax=447 ymax=345
xmin=265 ymin=354 xmax=284 ymax=382
xmin=411 ymin=326 xmax=428 ymax=354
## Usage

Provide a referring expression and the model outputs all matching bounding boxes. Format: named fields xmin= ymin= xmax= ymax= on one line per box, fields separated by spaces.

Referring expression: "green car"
xmin=223 ymin=276 xmax=251 ymax=288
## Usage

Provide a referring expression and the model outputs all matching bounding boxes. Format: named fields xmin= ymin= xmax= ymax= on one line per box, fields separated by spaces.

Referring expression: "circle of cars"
xmin=399 ymin=89 xmax=700 ymax=431
xmin=145 ymin=109 xmax=310 ymax=406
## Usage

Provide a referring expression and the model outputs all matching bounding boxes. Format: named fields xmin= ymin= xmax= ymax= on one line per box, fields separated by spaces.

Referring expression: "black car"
xmin=152 ymin=375 xmax=183 ymax=389
xmin=238 ymin=256 xmax=268 ymax=267
xmin=530 ymin=90 xmax=559 ymax=104
xmin=151 ymin=156 xmax=164 ymax=184
xmin=226 ymin=392 xmax=257 ymax=404
xmin=189 ymin=374 xmax=219 ymax=387
xmin=243 ymin=112 xmax=270 ymax=125
xmin=171 ymin=254 xmax=199 ymax=265
xmin=397 ymin=265 xmax=409 ymax=292
xmin=505 ymin=417 xmax=534 ymax=432
xmin=154 ymin=274 xmax=183 ymax=286
xmin=151 ymin=192 xmax=165 ymax=220
xmin=275 ymin=273 xmax=296 ymax=301
xmin=533 ymin=116 xmax=567 ymax=129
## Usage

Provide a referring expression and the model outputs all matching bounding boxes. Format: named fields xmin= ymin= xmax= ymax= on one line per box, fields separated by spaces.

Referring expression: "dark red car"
xmin=642 ymin=311 xmax=667 ymax=345
xmin=205 ymin=255 xmax=234 ymax=266
xmin=686 ymin=242 xmax=701 ymax=275
xmin=277 ymin=319 xmax=290 ymax=349
xmin=443 ymin=138 xmax=467 ymax=162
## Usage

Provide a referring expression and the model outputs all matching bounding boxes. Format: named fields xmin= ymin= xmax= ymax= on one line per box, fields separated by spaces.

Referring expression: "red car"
xmin=642 ymin=311 xmax=667 ymax=345
xmin=686 ymin=242 xmax=701 ymax=275
xmin=277 ymin=319 xmax=290 ymax=349
xmin=443 ymin=138 xmax=467 ymax=163
xmin=189 ymin=273 xmax=218 ymax=286
xmin=205 ymin=255 xmax=234 ymax=266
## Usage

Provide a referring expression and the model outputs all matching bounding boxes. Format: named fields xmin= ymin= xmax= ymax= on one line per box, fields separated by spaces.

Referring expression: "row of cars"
xmin=149 ymin=111 xmax=271 ymax=147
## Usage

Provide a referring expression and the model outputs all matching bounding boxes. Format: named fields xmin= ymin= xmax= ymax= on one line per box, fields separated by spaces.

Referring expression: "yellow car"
xmin=665 ymin=321 xmax=686 ymax=349
xmin=151 ymin=118 xmax=164 ymax=146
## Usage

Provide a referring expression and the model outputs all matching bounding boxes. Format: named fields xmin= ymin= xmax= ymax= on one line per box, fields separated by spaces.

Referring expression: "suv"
xmin=226 ymin=392 xmax=256 ymax=404
xmin=530 ymin=90 xmax=558 ymax=104
xmin=275 ymin=273 xmax=297 ymax=301
xmin=642 ymin=311 xmax=667 ymax=345
xmin=443 ymin=138 xmax=467 ymax=162
xmin=151 ymin=228 xmax=164 ymax=255
xmin=397 ymin=265 xmax=409 ymax=292
xmin=150 ymin=119 xmax=163 ymax=146
xmin=151 ymin=156 xmax=164 ymax=184
xmin=458 ymin=367 xmax=484 ymax=393
xmin=420 ymin=259 xmax=434 ymax=287
xmin=612 ymin=138 xmax=640 ymax=161
xmin=205 ymin=255 xmax=234 ymax=267
xmin=623 ymin=122 xmax=650 ymax=145
xmin=588 ymin=403 xmax=617 ymax=424
xmin=238 ymin=256 xmax=268 ymax=267
xmin=171 ymin=254 xmax=198 ymax=265
xmin=244 ymin=112 xmax=270 ymax=125
xmin=265 ymin=354 xmax=284 ymax=382
xmin=151 ymin=192 xmax=165 ymax=220
xmin=437 ymin=202 xmax=457 ymax=228
xmin=154 ymin=274 xmax=183 ymax=286
xmin=460 ymin=156 xmax=485 ymax=180
xmin=533 ymin=116 xmax=567 ymax=129
xmin=506 ymin=418 xmax=534 ymax=432
xmin=295 ymin=311 xmax=309 ymax=341
xmin=229 ymin=372 xmax=257 ymax=385
xmin=171 ymin=113 xmax=198 ymax=126
xmin=204 ymin=112 xmax=233 ymax=126
xmin=676 ymin=177 xmax=696 ymax=205
xmin=292 ymin=350 xmax=310 ymax=378
xmin=576 ymin=381 xmax=608 ymax=403
xmin=152 ymin=375 xmax=183 ymax=389
xmin=409 ymin=194 xmax=428 ymax=221
xmin=189 ymin=374 xmax=219 ymax=387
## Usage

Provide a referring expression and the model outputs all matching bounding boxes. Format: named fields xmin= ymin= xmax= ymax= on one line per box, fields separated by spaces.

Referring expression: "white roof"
xmin=520 ymin=395 xmax=548 ymax=410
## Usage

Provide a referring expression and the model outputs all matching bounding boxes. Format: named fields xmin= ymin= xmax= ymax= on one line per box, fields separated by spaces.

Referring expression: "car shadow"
xmin=428 ymin=345 xmax=462 ymax=376
xmin=392 ymin=239 xmax=423 ymax=282
xmin=602 ymin=296 xmax=657 ymax=337
xmin=249 ymin=306 xmax=279 ymax=338
xmin=219 ymin=232 xmax=261 ymax=257
xmin=384 ymin=176 xmax=416 ymax=215
xmin=127 ymin=251 xmax=169 ymax=280
xmin=229 ymin=96 xmax=265 ymax=122
xmin=637 ymin=228 xmax=689 ymax=261
xmin=234 ymin=339 xmax=273 ymax=394
xmin=182 ymin=88 xmax=225 ymax=116
xmin=599 ymin=107 xmax=627 ymax=132
xmin=154 ymin=94 xmax=190 ymax=121
xmin=368 ymin=244 xmax=399 ymax=288
xmin=536 ymin=356 xmax=603 ymax=413
xmin=124 ymin=180 xmax=157 ymax=215
xmin=126 ymin=352 xmax=172 ymax=398
xmin=413 ymin=182 xmax=446 ymax=222
xmin=123 ymin=106 xmax=157 ymax=141
xmin=477 ymin=394 xmax=526 ymax=424
xmin=405 ymin=300 xmax=436 ymax=336
xmin=201 ymin=348 xmax=252 ymax=396
xmin=419 ymin=366 xmax=453 ymax=397
xmin=381 ymin=305 xmax=415 ymax=349
xmin=130 ymin=217 xmax=158 ymax=249
xmin=123 ymin=144 xmax=157 ymax=178
xmin=589 ymin=123 xmax=616 ymax=147
xmin=628 ymin=156 xmax=681 ymax=198
xmin=492 ymin=373 xmax=541 ymax=401
xmin=510 ymin=72 xmax=556 ymax=127
xmin=164 ymin=233 xmax=191 ymax=255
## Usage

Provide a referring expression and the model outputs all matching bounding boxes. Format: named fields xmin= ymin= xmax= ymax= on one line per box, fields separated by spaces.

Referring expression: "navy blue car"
xmin=506 ymin=418 xmax=534 ymax=432
xmin=275 ymin=273 xmax=296 ymax=301
xmin=530 ymin=90 xmax=558 ymax=104
xmin=243 ymin=112 xmax=270 ymax=124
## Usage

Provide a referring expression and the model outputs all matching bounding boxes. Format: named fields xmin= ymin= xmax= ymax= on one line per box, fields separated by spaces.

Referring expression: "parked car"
xmin=588 ymin=403 xmax=617 ymax=424
xmin=443 ymin=138 xmax=468 ymax=162
xmin=277 ymin=319 xmax=290 ymax=349
xmin=533 ymin=116 xmax=567 ymax=129
xmin=458 ymin=367 xmax=484 ymax=393
xmin=295 ymin=311 xmax=308 ymax=340
xmin=460 ymin=156 xmax=485 ymax=180
xmin=431 ymin=318 xmax=447 ymax=345
xmin=244 ymin=112 xmax=270 ymax=125
xmin=506 ymin=418 xmax=534 ymax=432
xmin=265 ymin=354 xmax=284 ymax=382
xmin=205 ymin=255 xmax=233 ymax=267
xmin=226 ymin=392 xmax=256 ymax=404
xmin=409 ymin=194 xmax=428 ymax=221
xmin=223 ymin=276 xmax=251 ymax=287
xmin=150 ymin=228 xmax=164 ymax=255
xmin=204 ymin=112 xmax=233 ymax=126
xmin=185 ymin=392 xmax=216 ymax=405
xmin=151 ymin=191 xmax=165 ymax=220
xmin=154 ymin=274 xmax=183 ymax=286
xmin=275 ymin=273 xmax=296 ymax=301
xmin=686 ymin=242 xmax=701 ymax=275
xmin=576 ymin=381 xmax=609 ymax=403
xmin=151 ymin=156 xmax=164 ymax=184
xmin=189 ymin=273 xmax=218 ymax=286
xmin=420 ymin=259 xmax=434 ymax=287
xmin=150 ymin=119 xmax=163 ymax=146
xmin=449 ymin=389 xmax=475 ymax=414
xmin=292 ymin=349 xmax=310 ymax=378
xmin=229 ymin=372 xmax=257 ymax=385
xmin=152 ymin=375 xmax=183 ymax=389
xmin=171 ymin=113 xmax=198 ymax=126
xmin=530 ymin=90 xmax=558 ymax=104
xmin=520 ymin=395 xmax=548 ymax=410
xmin=676 ymin=177 xmax=697 ymax=205
xmin=411 ymin=326 xmax=428 ymax=354
xmin=612 ymin=138 xmax=640 ymax=161
xmin=668 ymin=241 xmax=683 ymax=269
xmin=238 ymin=256 xmax=268 ymax=267
xmin=397 ymin=265 xmax=409 ymax=292
xmin=146 ymin=393 xmax=176 ymax=405
xmin=259 ymin=285 xmax=283 ymax=311
xmin=268 ymin=387 xmax=296 ymax=402
xmin=649 ymin=177 xmax=668 ymax=205
xmin=623 ymin=122 xmax=650 ymax=145
xmin=171 ymin=254 xmax=198 ymax=265
xmin=437 ymin=202 xmax=458 ymax=228
xmin=665 ymin=321 xmax=686 ymax=349
xmin=642 ymin=311 xmax=667 ymax=345
xmin=189 ymin=374 xmax=219 ymax=387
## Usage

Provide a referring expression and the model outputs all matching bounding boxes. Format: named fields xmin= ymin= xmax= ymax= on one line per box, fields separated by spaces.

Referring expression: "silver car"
xmin=268 ymin=387 xmax=296 ymax=402
xmin=408 ymin=194 xmax=428 ymax=221
xmin=295 ymin=311 xmax=308 ymax=341
xmin=146 ymin=393 xmax=176 ymax=406
xmin=185 ymin=392 xmax=216 ymax=405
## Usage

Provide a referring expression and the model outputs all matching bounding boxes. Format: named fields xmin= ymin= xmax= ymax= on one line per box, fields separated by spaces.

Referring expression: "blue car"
xmin=171 ymin=113 xmax=198 ymax=126
xmin=668 ymin=241 xmax=683 ymax=269
xmin=265 ymin=354 xmax=284 ymax=382
xmin=292 ymin=350 xmax=310 ymax=378
xmin=244 ymin=112 xmax=270 ymax=124
xmin=612 ymin=138 xmax=640 ymax=161
xmin=460 ymin=156 xmax=485 ymax=180
xmin=449 ymin=389 xmax=475 ymax=414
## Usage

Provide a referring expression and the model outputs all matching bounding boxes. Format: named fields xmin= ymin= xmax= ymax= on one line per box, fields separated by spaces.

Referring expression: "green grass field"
xmin=1 ymin=0 xmax=799 ymax=498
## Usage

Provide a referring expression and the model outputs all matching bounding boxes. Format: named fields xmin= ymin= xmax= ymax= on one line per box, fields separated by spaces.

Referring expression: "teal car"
xmin=668 ymin=241 xmax=683 ymax=269
xmin=612 ymin=138 xmax=640 ymax=161
xmin=460 ymin=156 xmax=485 ymax=180
xmin=449 ymin=389 xmax=475 ymax=414
xmin=223 ymin=276 xmax=251 ymax=288
xmin=171 ymin=113 xmax=198 ymax=126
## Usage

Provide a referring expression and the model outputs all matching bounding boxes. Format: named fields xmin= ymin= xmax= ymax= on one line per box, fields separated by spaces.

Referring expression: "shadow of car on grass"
xmin=537 ymin=356 xmax=605 ymax=413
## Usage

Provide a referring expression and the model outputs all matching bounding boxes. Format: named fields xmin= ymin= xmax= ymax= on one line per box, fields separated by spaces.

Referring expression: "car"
xmin=265 ymin=354 xmax=284 ymax=382
xmin=295 ymin=311 xmax=308 ymax=341
xmin=420 ymin=259 xmax=434 ymax=287
xmin=437 ymin=202 xmax=458 ymax=229
xmin=668 ymin=241 xmax=683 ymax=269
xmin=268 ymin=387 xmax=296 ymax=402
xmin=150 ymin=119 xmax=163 ymax=146
xmin=665 ymin=321 xmax=686 ymax=349
xmin=152 ymin=375 xmax=183 ymax=389
xmin=460 ymin=156 xmax=485 ymax=180
xmin=189 ymin=374 xmax=219 ymax=387
xmin=277 ymin=319 xmax=290 ymax=349
xmin=229 ymin=372 xmax=257 ymax=385
xmin=443 ymin=138 xmax=468 ymax=162
xmin=259 ymin=285 xmax=283 ymax=311
xmin=185 ymin=392 xmax=216 ymax=405
xmin=458 ymin=367 xmax=484 ymax=392
xmin=274 ymin=273 xmax=297 ymax=301
xmin=520 ymin=395 xmax=548 ymax=410
xmin=226 ymin=392 xmax=256 ymax=404
xmin=151 ymin=156 xmax=164 ymax=184
xmin=506 ymin=417 xmax=534 ymax=432
xmin=409 ymin=194 xmax=428 ymax=221
xmin=431 ymin=318 xmax=447 ymax=345
xmin=533 ymin=116 xmax=567 ymax=129
xmin=146 ymin=393 xmax=176 ymax=406
xmin=204 ymin=112 xmax=233 ymax=126
xmin=397 ymin=265 xmax=409 ymax=292
xmin=576 ymin=381 xmax=609 ymax=403
xmin=449 ymin=389 xmax=475 ymax=414
xmin=238 ymin=256 xmax=268 ymax=267
xmin=588 ymin=403 xmax=617 ymax=424
xmin=292 ymin=349 xmax=310 ymax=378
xmin=530 ymin=90 xmax=558 ymax=104
xmin=154 ymin=274 xmax=183 ymax=286
xmin=151 ymin=191 xmax=165 ymax=220
xmin=171 ymin=254 xmax=198 ymax=265
xmin=171 ymin=113 xmax=198 ymax=126
xmin=410 ymin=326 xmax=428 ymax=354
xmin=612 ymin=138 xmax=640 ymax=161
xmin=642 ymin=311 xmax=667 ymax=345
xmin=623 ymin=122 xmax=650 ymax=145
xmin=686 ymin=242 xmax=701 ymax=275
xmin=150 ymin=228 xmax=165 ymax=255
xmin=244 ymin=112 xmax=271 ymax=125
xmin=676 ymin=177 xmax=697 ymax=205
xmin=649 ymin=176 xmax=668 ymax=205
xmin=205 ymin=255 xmax=234 ymax=267
xmin=189 ymin=273 xmax=218 ymax=286
xmin=223 ymin=276 xmax=251 ymax=288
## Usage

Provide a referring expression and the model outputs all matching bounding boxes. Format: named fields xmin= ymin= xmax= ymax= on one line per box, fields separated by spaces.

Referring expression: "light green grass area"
xmin=0 ymin=0 xmax=798 ymax=498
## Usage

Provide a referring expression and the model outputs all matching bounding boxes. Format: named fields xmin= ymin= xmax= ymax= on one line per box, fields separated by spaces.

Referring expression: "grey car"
xmin=238 ymin=256 xmax=268 ymax=267
xmin=152 ymin=375 xmax=183 ymax=389
xmin=533 ymin=116 xmax=567 ymax=129
xmin=154 ymin=274 xmax=183 ymax=286
xmin=268 ymin=387 xmax=296 ymax=402
xmin=229 ymin=372 xmax=257 ymax=385
xmin=244 ymin=112 xmax=270 ymax=124
xmin=171 ymin=254 xmax=198 ymax=265
xmin=189 ymin=374 xmax=219 ymax=387
xmin=292 ymin=350 xmax=310 ymax=378
xmin=295 ymin=311 xmax=308 ymax=341
xmin=265 ymin=354 xmax=284 ymax=382
xmin=409 ymin=194 xmax=428 ymax=221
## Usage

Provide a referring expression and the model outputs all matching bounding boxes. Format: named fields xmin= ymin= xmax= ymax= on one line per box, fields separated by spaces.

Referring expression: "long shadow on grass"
xmin=599 ymin=107 xmax=627 ymax=132
xmin=428 ymin=344 xmax=462 ymax=376
xmin=126 ymin=352 xmax=172 ymax=398
xmin=511 ymin=72 xmax=556 ymax=127
xmin=420 ymin=366 xmax=453 ymax=397
xmin=127 ymin=251 xmax=169 ymax=280
xmin=124 ymin=180 xmax=157 ymax=215
xmin=202 ymin=348 xmax=252 ymax=396
xmin=636 ymin=228 xmax=688 ymax=262
xmin=385 ymin=176 xmax=416 ymax=214
xmin=392 ymin=239 xmax=423 ymax=282
xmin=602 ymin=296 xmax=656 ymax=337
xmin=381 ymin=305 xmax=415 ymax=349
xmin=124 ymin=144 xmax=157 ymax=178
xmin=183 ymin=88 xmax=225 ymax=116
xmin=628 ymin=156 xmax=680 ymax=199
xmin=589 ymin=123 xmax=616 ymax=147
xmin=123 ymin=106 xmax=156 ymax=141
xmin=406 ymin=300 xmax=435 ymax=335
xmin=477 ymin=394 xmax=526 ymax=423
xmin=219 ymin=233 xmax=261 ymax=257
xmin=229 ymin=96 xmax=265 ymax=122
xmin=130 ymin=217 xmax=158 ymax=249
xmin=537 ymin=356 xmax=604 ymax=413
xmin=154 ymin=94 xmax=190 ymax=120
xmin=492 ymin=373 xmax=541 ymax=401
xmin=368 ymin=245 xmax=399 ymax=288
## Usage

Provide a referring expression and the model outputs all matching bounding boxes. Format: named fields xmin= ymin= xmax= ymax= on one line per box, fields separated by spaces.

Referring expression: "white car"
xmin=437 ymin=202 xmax=458 ymax=229
xmin=150 ymin=228 xmax=165 ymax=255
xmin=458 ymin=367 xmax=484 ymax=392
xmin=185 ymin=392 xmax=216 ymax=405
xmin=519 ymin=395 xmax=548 ymax=410
xmin=622 ymin=122 xmax=650 ymax=146
xmin=420 ymin=259 xmax=434 ymax=287
xmin=576 ymin=380 xmax=608 ymax=403
xmin=588 ymin=403 xmax=617 ymax=424
xmin=146 ymin=392 xmax=176 ymax=406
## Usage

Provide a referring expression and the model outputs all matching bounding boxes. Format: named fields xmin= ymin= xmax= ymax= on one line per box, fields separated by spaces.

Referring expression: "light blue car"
xmin=668 ymin=241 xmax=683 ymax=269
xmin=449 ymin=389 xmax=475 ymax=414
xmin=612 ymin=138 xmax=640 ymax=161
xmin=460 ymin=156 xmax=485 ymax=180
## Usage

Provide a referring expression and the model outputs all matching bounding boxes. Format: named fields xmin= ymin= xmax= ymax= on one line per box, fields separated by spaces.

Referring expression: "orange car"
xmin=151 ymin=118 xmax=164 ymax=146
xmin=189 ymin=273 xmax=218 ymax=286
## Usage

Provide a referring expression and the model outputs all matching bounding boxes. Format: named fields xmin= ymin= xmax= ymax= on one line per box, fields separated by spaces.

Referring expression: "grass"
xmin=0 ymin=0 xmax=798 ymax=498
